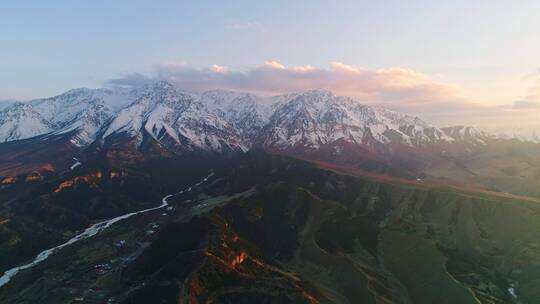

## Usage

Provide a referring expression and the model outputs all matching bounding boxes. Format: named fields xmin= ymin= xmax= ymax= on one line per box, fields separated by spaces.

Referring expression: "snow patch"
xmin=70 ymin=161 xmax=82 ymax=170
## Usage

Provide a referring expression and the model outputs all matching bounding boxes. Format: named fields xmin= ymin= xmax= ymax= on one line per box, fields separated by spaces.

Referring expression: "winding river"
xmin=0 ymin=171 xmax=214 ymax=288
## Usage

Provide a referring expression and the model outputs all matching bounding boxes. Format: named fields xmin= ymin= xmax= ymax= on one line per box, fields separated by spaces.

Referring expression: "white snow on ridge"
xmin=1 ymin=82 xmax=538 ymax=149
xmin=258 ymin=89 xmax=454 ymax=149
xmin=0 ymin=101 xmax=14 ymax=111
xmin=0 ymin=103 xmax=54 ymax=142
xmin=488 ymin=128 xmax=540 ymax=144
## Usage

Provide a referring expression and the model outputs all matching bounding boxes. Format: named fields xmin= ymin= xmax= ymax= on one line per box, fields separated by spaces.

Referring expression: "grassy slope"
xmin=2 ymin=153 xmax=540 ymax=303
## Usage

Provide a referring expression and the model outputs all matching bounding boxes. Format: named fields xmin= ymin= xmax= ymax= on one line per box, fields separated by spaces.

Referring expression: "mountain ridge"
xmin=4 ymin=81 xmax=533 ymax=152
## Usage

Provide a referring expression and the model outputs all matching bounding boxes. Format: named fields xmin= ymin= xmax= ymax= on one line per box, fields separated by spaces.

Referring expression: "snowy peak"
xmin=136 ymin=81 xmax=194 ymax=108
xmin=0 ymin=103 xmax=54 ymax=142
xmin=30 ymin=87 xmax=131 ymax=125
xmin=1 ymin=82 xmax=538 ymax=153
xmin=0 ymin=100 xmax=15 ymax=111
xmin=260 ymin=90 xmax=452 ymax=149
xmin=200 ymin=90 xmax=272 ymax=135
xmin=441 ymin=126 xmax=492 ymax=145
xmin=0 ymin=87 xmax=138 ymax=145
xmin=487 ymin=127 xmax=540 ymax=144
xmin=440 ymin=125 xmax=540 ymax=145
xmin=102 ymin=83 xmax=247 ymax=152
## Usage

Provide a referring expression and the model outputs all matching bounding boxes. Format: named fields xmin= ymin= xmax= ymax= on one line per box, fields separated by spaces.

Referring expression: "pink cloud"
xmin=109 ymin=60 xmax=461 ymax=101
xmin=209 ymin=64 xmax=228 ymax=73
xmin=105 ymin=61 xmax=540 ymax=127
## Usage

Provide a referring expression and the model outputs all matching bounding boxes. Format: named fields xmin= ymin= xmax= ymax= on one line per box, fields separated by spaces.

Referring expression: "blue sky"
xmin=1 ymin=1 xmax=540 ymax=126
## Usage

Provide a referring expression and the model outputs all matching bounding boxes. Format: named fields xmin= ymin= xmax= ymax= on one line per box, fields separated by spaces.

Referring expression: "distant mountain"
xmin=440 ymin=126 xmax=494 ymax=145
xmin=2 ymin=85 xmax=540 ymax=304
xmin=0 ymin=102 xmax=54 ymax=142
xmin=0 ymin=100 xmax=15 ymax=111
xmin=0 ymin=87 xmax=134 ymax=146
xmin=3 ymin=80 xmax=520 ymax=151
xmin=258 ymin=89 xmax=454 ymax=149
xmin=2 ymin=81 xmax=540 ymax=199
xmin=488 ymin=127 xmax=540 ymax=143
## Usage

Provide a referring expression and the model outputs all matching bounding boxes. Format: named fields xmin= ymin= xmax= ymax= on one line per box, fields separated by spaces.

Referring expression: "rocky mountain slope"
xmin=3 ymin=81 xmax=529 ymax=153
xmin=2 ymin=81 xmax=540 ymax=199
xmin=1 ymin=81 xmax=540 ymax=303
xmin=2 ymin=152 xmax=539 ymax=303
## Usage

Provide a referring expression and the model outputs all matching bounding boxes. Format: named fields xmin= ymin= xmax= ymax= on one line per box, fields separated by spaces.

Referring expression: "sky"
xmin=1 ymin=1 xmax=540 ymax=128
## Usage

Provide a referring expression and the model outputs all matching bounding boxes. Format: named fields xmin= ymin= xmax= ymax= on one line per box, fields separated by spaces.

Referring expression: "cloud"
xmin=509 ymin=72 xmax=540 ymax=109
xmin=264 ymin=61 xmax=286 ymax=70
xmin=477 ymin=75 xmax=540 ymax=128
xmin=105 ymin=73 xmax=153 ymax=88
xmin=107 ymin=61 xmax=462 ymax=103
xmin=209 ymin=64 xmax=228 ymax=73
xmin=227 ymin=21 xmax=266 ymax=33
xmin=525 ymin=76 xmax=540 ymax=102
xmin=105 ymin=61 xmax=540 ymax=128
xmin=513 ymin=100 xmax=540 ymax=109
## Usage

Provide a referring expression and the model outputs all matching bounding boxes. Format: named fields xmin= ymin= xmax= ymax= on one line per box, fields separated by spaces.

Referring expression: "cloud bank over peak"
xmin=515 ymin=74 xmax=540 ymax=108
xmin=105 ymin=61 xmax=540 ymax=129
xmin=107 ymin=61 xmax=462 ymax=103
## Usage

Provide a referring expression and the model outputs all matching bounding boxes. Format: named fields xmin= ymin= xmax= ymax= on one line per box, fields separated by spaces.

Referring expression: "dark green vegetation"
xmin=425 ymin=139 xmax=540 ymax=199
xmin=0 ymin=153 xmax=220 ymax=275
xmin=1 ymin=152 xmax=540 ymax=303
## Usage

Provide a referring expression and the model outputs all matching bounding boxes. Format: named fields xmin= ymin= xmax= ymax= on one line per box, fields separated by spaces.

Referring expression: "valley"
xmin=0 ymin=83 xmax=539 ymax=303
xmin=0 ymin=170 xmax=215 ymax=288
xmin=1 ymin=152 xmax=539 ymax=303
xmin=4 ymin=2 xmax=540 ymax=303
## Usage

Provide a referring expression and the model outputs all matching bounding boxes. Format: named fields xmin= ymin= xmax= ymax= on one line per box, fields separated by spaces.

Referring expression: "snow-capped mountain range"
xmin=484 ymin=127 xmax=540 ymax=144
xmin=0 ymin=81 xmax=538 ymax=153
